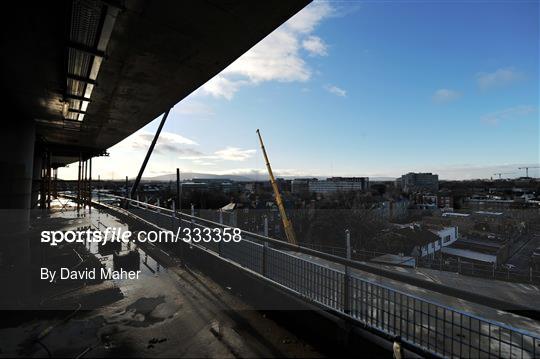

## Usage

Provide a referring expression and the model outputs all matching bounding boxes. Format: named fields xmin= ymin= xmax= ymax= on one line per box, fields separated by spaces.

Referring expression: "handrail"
xmin=95 ymin=193 xmax=540 ymax=321
xmin=63 ymin=192 xmax=540 ymax=342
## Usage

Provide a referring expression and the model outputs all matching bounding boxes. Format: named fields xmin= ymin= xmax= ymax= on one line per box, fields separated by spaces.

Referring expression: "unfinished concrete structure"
xmin=1 ymin=0 xmax=310 ymax=233
xmin=1 ymin=2 xmax=540 ymax=358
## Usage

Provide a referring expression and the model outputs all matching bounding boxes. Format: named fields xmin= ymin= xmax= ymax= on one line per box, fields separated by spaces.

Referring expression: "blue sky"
xmin=61 ymin=0 xmax=539 ymax=180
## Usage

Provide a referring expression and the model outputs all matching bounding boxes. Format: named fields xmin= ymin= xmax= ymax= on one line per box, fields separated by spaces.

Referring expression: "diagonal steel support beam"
xmin=130 ymin=108 xmax=171 ymax=198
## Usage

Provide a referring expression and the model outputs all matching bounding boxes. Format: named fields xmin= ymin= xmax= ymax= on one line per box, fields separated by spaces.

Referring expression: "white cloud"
xmin=157 ymin=132 xmax=198 ymax=146
xmin=117 ymin=130 xmax=198 ymax=153
xmin=214 ymin=147 xmax=256 ymax=161
xmin=476 ymin=67 xmax=524 ymax=89
xmin=302 ymin=35 xmax=328 ymax=56
xmin=325 ymin=84 xmax=347 ymax=97
xmin=287 ymin=1 xmax=333 ymax=33
xmin=199 ymin=1 xmax=333 ymax=100
xmin=432 ymin=88 xmax=461 ymax=103
xmin=200 ymin=76 xmax=246 ymax=101
xmin=192 ymin=159 xmax=215 ymax=166
xmin=178 ymin=147 xmax=257 ymax=162
xmin=481 ymin=105 xmax=536 ymax=126
xmin=209 ymin=167 xmax=309 ymax=177
xmin=171 ymin=100 xmax=214 ymax=117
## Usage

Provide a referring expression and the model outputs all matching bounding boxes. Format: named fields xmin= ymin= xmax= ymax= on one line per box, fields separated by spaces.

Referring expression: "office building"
xmin=308 ymin=177 xmax=369 ymax=194
xmin=399 ymin=172 xmax=439 ymax=193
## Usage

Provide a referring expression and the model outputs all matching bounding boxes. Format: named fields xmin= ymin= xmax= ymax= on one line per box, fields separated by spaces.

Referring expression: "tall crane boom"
xmin=256 ymin=129 xmax=297 ymax=245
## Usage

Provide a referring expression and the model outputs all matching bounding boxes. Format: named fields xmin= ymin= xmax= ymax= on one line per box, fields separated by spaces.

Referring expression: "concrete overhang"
xmin=2 ymin=0 xmax=311 ymax=165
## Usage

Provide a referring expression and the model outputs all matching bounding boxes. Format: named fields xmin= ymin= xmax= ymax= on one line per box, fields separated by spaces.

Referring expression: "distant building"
xmin=373 ymin=199 xmax=410 ymax=221
xmin=291 ymin=178 xmax=312 ymax=195
xmin=275 ymin=178 xmax=291 ymax=192
xmin=437 ymin=192 xmax=453 ymax=209
xmin=180 ymin=182 xmax=208 ymax=191
xmin=390 ymin=223 xmax=458 ymax=258
xmin=441 ymin=237 xmax=509 ymax=265
xmin=399 ymin=172 xmax=439 ymax=194
xmin=191 ymin=178 xmax=239 ymax=193
xmin=308 ymin=177 xmax=369 ymax=194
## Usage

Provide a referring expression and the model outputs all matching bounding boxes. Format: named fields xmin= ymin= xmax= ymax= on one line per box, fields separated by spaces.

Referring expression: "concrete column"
xmin=30 ymin=154 xmax=41 ymax=208
xmin=0 ymin=121 xmax=35 ymax=305
xmin=0 ymin=120 xmax=35 ymax=234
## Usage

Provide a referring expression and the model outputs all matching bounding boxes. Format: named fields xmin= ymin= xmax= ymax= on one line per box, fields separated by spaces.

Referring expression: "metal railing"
xmin=92 ymin=193 xmax=540 ymax=358
xmin=300 ymin=242 xmax=540 ymax=284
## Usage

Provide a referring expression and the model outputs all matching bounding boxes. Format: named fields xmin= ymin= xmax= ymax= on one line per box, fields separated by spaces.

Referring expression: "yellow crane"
xmin=256 ymin=129 xmax=297 ymax=245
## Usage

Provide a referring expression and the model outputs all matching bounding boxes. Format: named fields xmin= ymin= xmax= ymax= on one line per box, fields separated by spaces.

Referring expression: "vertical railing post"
xmin=262 ymin=215 xmax=269 ymax=277
xmin=217 ymin=210 xmax=223 ymax=256
xmin=344 ymin=229 xmax=351 ymax=314
xmin=154 ymin=198 xmax=159 ymax=223
xmin=76 ymin=155 xmax=81 ymax=212
xmin=172 ymin=201 xmax=176 ymax=231
xmin=88 ymin=157 xmax=92 ymax=213
xmin=262 ymin=241 xmax=268 ymax=277
xmin=176 ymin=168 xmax=181 ymax=215
xmin=125 ymin=176 xmax=129 ymax=209
xmin=178 ymin=202 xmax=185 ymax=267
xmin=190 ymin=204 xmax=195 ymax=247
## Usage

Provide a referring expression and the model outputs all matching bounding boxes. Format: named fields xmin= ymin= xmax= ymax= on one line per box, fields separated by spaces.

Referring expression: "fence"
xmin=94 ymin=194 xmax=540 ymax=358
xmin=297 ymin=241 xmax=540 ymax=285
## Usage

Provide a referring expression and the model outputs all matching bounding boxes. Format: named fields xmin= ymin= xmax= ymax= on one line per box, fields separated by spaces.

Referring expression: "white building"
xmin=426 ymin=226 xmax=459 ymax=256
xmin=396 ymin=223 xmax=458 ymax=258
xmin=308 ymin=177 xmax=369 ymax=194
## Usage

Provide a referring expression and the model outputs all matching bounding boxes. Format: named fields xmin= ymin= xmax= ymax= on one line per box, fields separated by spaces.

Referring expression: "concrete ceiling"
xmin=2 ymin=0 xmax=310 ymax=165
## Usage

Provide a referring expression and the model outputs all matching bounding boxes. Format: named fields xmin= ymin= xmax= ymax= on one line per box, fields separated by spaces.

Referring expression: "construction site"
xmin=1 ymin=1 xmax=539 ymax=358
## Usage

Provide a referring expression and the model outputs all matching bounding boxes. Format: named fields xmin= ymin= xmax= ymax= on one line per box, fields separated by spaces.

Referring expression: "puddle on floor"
xmin=72 ymin=210 xmax=170 ymax=296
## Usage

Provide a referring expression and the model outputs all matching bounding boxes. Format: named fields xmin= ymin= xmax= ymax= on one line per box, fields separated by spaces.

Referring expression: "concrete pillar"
xmin=0 ymin=120 xmax=35 ymax=305
xmin=0 ymin=120 xmax=36 ymax=234
xmin=30 ymin=154 xmax=41 ymax=208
